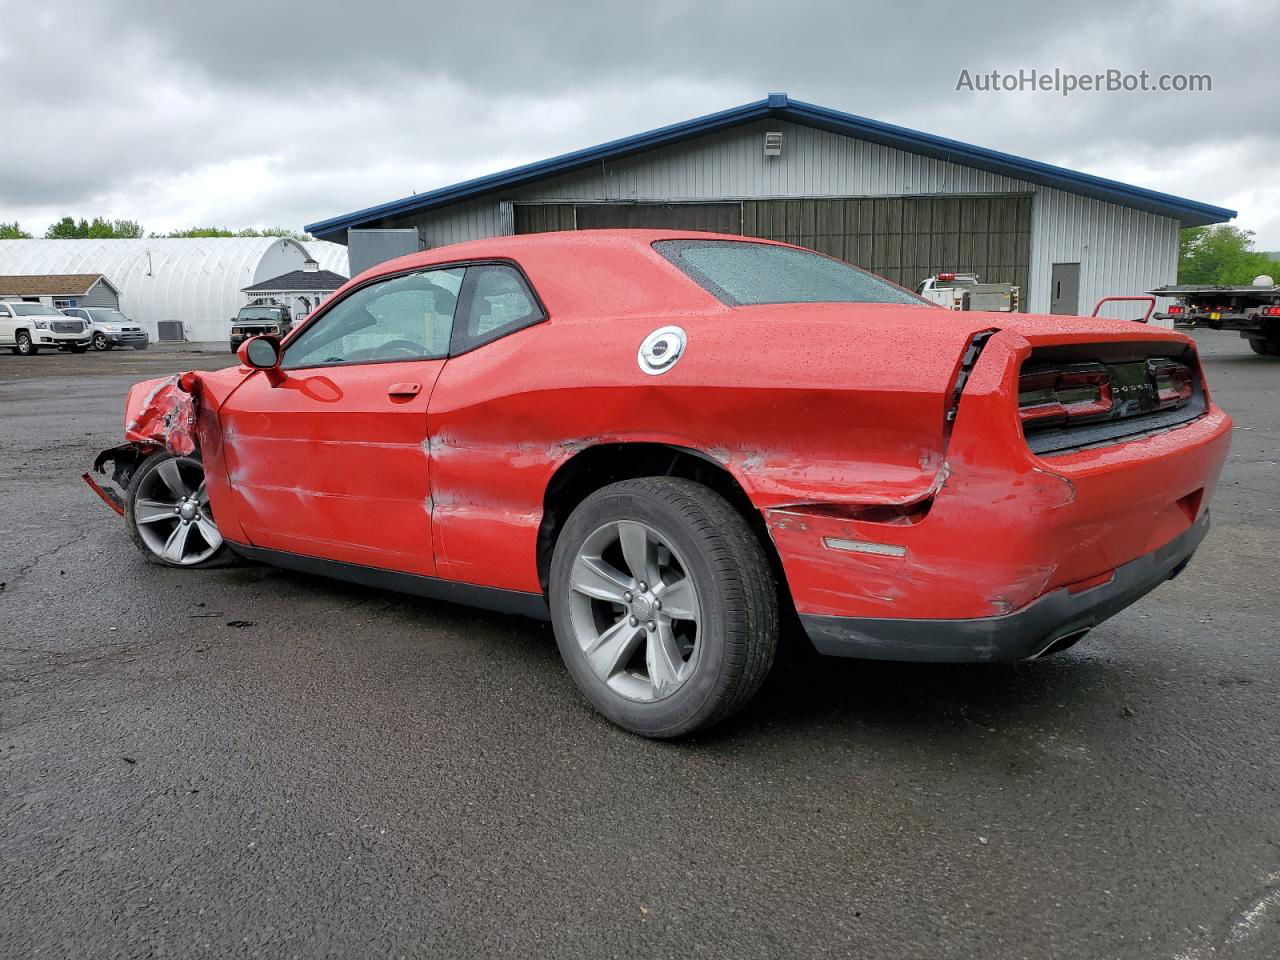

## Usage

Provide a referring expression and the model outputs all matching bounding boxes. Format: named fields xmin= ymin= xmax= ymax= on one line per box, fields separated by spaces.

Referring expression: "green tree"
xmin=44 ymin=216 xmax=145 ymax=239
xmin=0 ymin=221 xmax=32 ymax=239
xmin=1179 ymin=225 xmax=1278 ymax=285
xmin=165 ymin=226 xmax=237 ymax=238
xmin=164 ymin=226 xmax=312 ymax=241
xmin=236 ymin=226 xmax=313 ymax=241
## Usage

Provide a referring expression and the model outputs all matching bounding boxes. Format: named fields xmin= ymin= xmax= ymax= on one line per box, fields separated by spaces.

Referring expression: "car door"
xmin=219 ymin=265 xmax=464 ymax=576
xmin=0 ymin=303 xmax=14 ymax=344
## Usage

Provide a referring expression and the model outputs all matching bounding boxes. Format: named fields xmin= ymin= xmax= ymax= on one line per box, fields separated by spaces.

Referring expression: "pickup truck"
xmin=0 ymin=301 xmax=91 ymax=355
xmin=230 ymin=304 xmax=292 ymax=353
xmin=916 ymin=273 xmax=1020 ymax=312
xmin=1150 ymin=275 xmax=1280 ymax=355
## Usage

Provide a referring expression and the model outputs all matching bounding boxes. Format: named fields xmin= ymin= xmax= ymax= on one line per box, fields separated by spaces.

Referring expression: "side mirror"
xmin=237 ymin=335 xmax=285 ymax=387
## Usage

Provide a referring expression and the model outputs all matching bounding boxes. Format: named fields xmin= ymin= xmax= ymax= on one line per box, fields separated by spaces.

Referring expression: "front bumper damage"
xmin=801 ymin=509 xmax=1209 ymax=662
xmin=83 ymin=373 xmax=200 ymax=514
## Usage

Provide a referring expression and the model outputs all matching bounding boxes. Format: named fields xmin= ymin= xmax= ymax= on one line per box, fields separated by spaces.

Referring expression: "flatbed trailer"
xmin=1149 ymin=280 xmax=1280 ymax=356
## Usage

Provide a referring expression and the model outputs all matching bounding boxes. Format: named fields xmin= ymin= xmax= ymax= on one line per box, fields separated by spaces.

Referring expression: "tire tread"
xmin=555 ymin=476 xmax=778 ymax=736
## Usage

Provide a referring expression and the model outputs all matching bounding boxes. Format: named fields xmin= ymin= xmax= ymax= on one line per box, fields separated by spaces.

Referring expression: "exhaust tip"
xmin=1032 ymin=627 xmax=1091 ymax=660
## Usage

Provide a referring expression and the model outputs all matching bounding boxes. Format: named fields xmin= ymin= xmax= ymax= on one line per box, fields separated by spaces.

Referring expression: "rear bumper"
xmin=801 ymin=508 xmax=1208 ymax=663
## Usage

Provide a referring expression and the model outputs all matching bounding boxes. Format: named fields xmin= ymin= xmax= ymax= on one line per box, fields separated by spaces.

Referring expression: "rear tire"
xmin=549 ymin=477 xmax=778 ymax=738
xmin=1249 ymin=338 xmax=1280 ymax=356
xmin=15 ymin=332 xmax=36 ymax=356
xmin=125 ymin=452 xmax=236 ymax=569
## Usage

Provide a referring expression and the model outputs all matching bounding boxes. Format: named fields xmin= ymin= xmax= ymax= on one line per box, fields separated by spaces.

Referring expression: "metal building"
xmin=305 ymin=93 xmax=1234 ymax=319
xmin=0 ymin=238 xmax=350 ymax=341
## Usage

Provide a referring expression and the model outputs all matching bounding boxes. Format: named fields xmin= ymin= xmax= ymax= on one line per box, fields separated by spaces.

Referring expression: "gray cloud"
xmin=1 ymin=0 xmax=1277 ymax=243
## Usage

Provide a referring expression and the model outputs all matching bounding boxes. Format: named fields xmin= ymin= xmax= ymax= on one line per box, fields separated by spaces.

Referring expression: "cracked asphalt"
xmin=1 ymin=332 xmax=1277 ymax=959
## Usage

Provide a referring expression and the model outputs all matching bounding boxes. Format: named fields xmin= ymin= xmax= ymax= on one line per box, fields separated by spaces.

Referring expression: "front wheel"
xmin=92 ymin=334 xmax=111 ymax=351
xmin=15 ymin=332 xmax=36 ymax=356
xmin=549 ymin=477 xmax=778 ymax=738
xmin=125 ymin=453 xmax=235 ymax=568
xmin=68 ymin=345 xmax=89 ymax=354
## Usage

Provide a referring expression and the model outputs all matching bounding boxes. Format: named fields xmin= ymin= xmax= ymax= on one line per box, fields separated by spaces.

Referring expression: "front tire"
xmin=15 ymin=332 xmax=36 ymax=356
xmin=125 ymin=452 xmax=235 ymax=568
xmin=69 ymin=345 xmax=89 ymax=354
xmin=549 ymin=477 xmax=778 ymax=738
xmin=92 ymin=334 xmax=111 ymax=351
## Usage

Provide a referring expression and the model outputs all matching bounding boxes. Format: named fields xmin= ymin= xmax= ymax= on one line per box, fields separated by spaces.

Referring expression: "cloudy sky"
xmin=2 ymin=0 xmax=1278 ymax=245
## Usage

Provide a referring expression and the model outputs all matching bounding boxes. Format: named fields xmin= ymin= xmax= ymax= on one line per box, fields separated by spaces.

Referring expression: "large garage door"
xmin=515 ymin=203 xmax=742 ymax=234
xmin=743 ymin=196 xmax=1031 ymax=304
xmin=514 ymin=196 xmax=1031 ymax=308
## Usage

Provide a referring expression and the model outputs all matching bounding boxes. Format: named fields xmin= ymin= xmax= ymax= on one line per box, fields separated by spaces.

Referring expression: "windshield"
xmin=10 ymin=303 xmax=64 ymax=316
xmin=86 ymin=309 xmax=130 ymax=323
xmin=237 ymin=307 xmax=284 ymax=321
xmin=655 ymin=239 xmax=927 ymax=307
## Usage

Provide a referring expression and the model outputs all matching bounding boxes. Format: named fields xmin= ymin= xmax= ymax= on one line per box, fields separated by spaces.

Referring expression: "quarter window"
xmin=283 ymin=267 xmax=463 ymax=368
xmin=453 ymin=264 xmax=542 ymax=352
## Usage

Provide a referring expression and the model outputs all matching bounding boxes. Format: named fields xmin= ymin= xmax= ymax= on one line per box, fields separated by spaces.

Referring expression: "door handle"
xmin=387 ymin=382 xmax=422 ymax=398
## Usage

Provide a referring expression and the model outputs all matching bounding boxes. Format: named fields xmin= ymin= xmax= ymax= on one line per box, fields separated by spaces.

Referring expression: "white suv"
xmin=0 ymin=301 xmax=91 ymax=355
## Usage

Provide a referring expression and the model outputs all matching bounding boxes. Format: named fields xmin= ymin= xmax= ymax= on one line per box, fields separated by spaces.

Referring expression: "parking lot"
xmin=0 ymin=332 xmax=1276 ymax=958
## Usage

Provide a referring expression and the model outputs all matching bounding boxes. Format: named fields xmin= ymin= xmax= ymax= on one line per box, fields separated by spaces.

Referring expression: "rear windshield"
xmin=654 ymin=239 xmax=926 ymax=307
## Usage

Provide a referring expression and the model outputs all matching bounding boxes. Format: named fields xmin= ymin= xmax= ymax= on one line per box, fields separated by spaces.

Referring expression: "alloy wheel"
xmin=566 ymin=519 xmax=702 ymax=702
xmin=132 ymin=457 xmax=224 ymax=565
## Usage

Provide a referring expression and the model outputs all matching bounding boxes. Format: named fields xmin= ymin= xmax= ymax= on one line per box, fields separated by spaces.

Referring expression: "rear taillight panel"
xmin=1018 ymin=363 xmax=1113 ymax=428
xmin=1148 ymin=358 xmax=1193 ymax=409
xmin=1018 ymin=345 xmax=1205 ymax=455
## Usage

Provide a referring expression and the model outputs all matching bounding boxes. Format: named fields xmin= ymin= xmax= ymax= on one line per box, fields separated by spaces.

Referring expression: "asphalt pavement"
xmin=1 ymin=331 xmax=1277 ymax=959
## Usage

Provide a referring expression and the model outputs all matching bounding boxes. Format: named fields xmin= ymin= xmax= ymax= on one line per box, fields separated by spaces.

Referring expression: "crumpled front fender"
xmin=84 ymin=372 xmax=203 ymax=514
xmin=124 ymin=373 xmax=200 ymax=455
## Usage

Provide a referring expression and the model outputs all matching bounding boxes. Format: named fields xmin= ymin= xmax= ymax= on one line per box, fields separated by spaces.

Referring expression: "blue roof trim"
xmin=305 ymin=94 xmax=1235 ymax=238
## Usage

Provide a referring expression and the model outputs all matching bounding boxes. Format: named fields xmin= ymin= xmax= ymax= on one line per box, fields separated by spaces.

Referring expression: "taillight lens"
xmin=1019 ymin=363 xmax=1113 ymax=427
xmin=1168 ymin=305 xmax=1184 ymax=315
xmin=1148 ymin=359 xmax=1193 ymax=409
xmin=1263 ymin=306 xmax=1280 ymax=317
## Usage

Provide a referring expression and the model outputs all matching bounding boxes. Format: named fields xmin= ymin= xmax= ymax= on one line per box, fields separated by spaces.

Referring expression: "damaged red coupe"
xmin=87 ymin=231 xmax=1231 ymax=737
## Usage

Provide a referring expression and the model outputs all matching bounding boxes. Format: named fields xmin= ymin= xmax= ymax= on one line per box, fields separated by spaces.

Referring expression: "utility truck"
xmin=916 ymin=273 xmax=1020 ymax=312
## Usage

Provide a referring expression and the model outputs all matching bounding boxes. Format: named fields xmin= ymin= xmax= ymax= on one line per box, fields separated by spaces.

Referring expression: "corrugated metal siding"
xmin=381 ymin=118 xmax=1179 ymax=317
xmin=1030 ymin=192 xmax=1179 ymax=323
xmin=740 ymin=196 xmax=1031 ymax=294
xmin=513 ymin=204 xmax=575 ymax=234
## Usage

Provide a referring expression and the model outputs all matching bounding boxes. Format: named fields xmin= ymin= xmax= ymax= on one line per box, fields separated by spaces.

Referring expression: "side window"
xmin=283 ymin=267 xmax=463 ymax=369
xmin=453 ymin=264 xmax=543 ymax=353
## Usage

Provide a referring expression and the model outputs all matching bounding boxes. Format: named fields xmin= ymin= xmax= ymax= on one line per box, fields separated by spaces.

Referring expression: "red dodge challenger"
xmin=86 ymin=231 xmax=1232 ymax=737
